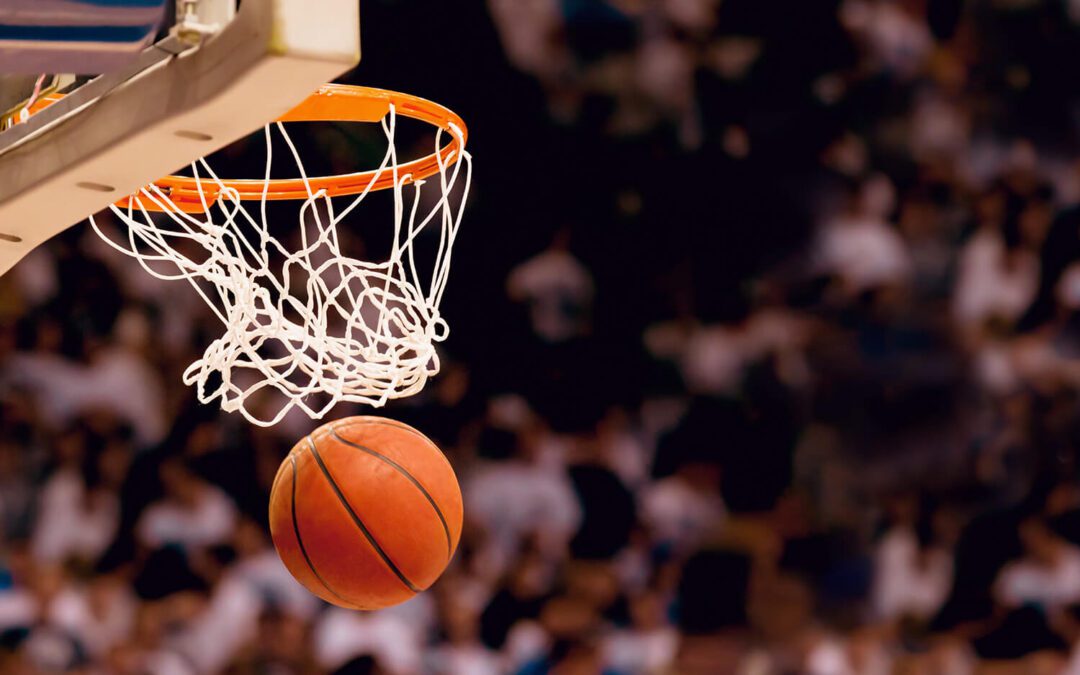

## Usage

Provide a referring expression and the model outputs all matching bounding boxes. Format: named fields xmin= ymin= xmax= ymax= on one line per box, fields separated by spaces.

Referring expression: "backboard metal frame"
xmin=0 ymin=0 xmax=360 ymax=275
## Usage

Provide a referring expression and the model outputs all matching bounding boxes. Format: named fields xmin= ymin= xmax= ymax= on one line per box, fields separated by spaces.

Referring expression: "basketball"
xmin=268 ymin=416 xmax=463 ymax=610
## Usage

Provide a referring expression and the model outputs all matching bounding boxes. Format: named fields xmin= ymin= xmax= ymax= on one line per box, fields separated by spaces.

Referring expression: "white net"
xmin=90 ymin=105 xmax=472 ymax=426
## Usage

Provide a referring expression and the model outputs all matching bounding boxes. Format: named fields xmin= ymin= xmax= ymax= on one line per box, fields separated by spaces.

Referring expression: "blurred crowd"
xmin=8 ymin=0 xmax=1080 ymax=673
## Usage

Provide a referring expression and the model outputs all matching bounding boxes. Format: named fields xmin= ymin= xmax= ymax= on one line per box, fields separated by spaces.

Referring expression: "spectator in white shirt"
xmin=136 ymin=460 xmax=238 ymax=552
xmin=815 ymin=175 xmax=913 ymax=297
xmin=47 ymin=568 xmax=137 ymax=660
xmin=641 ymin=460 xmax=725 ymax=554
xmin=465 ymin=428 xmax=582 ymax=574
xmin=954 ymin=190 xmax=1045 ymax=332
xmin=995 ymin=517 xmax=1080 ymax=611
xmin=507 ymin=229 xmax=595 ymax=343
xmin=872 ymin=504 xmax=954 ymax=623
xmin=32 ymin=426 xmax=126 ymax=565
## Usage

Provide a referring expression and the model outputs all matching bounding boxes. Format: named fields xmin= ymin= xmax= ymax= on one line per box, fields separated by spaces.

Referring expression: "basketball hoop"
xmin=89 ymin=84 xmax=473 ymax=427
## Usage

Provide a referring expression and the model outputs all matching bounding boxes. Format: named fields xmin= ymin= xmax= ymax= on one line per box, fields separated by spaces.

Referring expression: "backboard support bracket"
xmin=0 ymin=0 xmax=361 ymax=275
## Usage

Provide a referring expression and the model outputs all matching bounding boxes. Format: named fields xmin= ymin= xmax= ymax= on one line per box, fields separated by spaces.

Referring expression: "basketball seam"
xmin=329 ymin=426 xmax=454 ymax=560
xmin=335 ymin=418 xmax=435 ymax=448
xmin=307 ymin=436 xmax=422 ymax=594
xmin=335 ymin=418 xmax=455 ymax=470
xmin=289 ymin=454 xmax=356 ymax=608
xmin=345 ymin=418 xmax=422 ymax=433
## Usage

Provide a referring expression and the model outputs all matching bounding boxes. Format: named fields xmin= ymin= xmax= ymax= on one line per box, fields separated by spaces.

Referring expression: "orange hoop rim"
xmin=27 ymin=84 xmax=468 ymax=213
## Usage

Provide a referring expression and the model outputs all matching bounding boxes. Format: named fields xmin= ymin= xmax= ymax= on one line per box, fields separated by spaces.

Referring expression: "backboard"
xmin=0 ymin=0 xmax=361 ymax=275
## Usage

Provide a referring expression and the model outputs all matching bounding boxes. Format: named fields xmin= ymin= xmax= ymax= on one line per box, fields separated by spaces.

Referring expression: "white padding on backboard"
xmin=273 ymin=0 xmax=360 ymax=62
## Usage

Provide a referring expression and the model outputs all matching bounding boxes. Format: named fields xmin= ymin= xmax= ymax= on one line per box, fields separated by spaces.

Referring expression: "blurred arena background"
xmin=9 ymin=0 xmax=1080 ymax=673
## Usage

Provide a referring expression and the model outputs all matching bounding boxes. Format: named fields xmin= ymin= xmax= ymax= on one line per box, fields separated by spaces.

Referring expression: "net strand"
xmin=90 ymin=104 xmax=471 ymax=427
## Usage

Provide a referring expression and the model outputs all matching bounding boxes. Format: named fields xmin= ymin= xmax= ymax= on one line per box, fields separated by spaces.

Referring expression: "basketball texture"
xmin=269 ymin=416 xmax=463 ymax=610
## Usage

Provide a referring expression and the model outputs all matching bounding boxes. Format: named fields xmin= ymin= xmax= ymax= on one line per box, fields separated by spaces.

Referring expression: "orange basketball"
xmin=268 ymin=416 xmax=463 ymax=610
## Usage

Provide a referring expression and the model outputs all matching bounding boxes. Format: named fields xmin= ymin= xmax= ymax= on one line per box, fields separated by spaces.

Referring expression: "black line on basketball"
xmin=336 ymin=419 xmax=457 ymax=479
xmin=330 ymin=426 xmax=454 ymax=559
xmin=344 ymin=419 xmax=458 ymax=478
xmin=290 ymin=454 xmax=353 ymax=607
xmin=307 ymin=436 xmax=421 ymax=594
xmin=341 ymin=417 xmax=439 ymax=446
